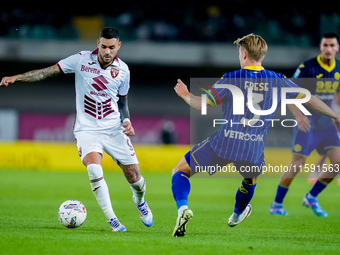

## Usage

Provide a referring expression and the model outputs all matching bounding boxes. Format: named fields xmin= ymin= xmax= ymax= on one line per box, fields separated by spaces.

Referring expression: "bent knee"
xmin=172 ymin=157 xmax=191 ymax=177
xmin=171 ymin=167 xmax=178 ymax=176
xmin=291 ymin=155 xmax=306 ymax=168
xmin=172 ymin=165 xmax=188 ymax=176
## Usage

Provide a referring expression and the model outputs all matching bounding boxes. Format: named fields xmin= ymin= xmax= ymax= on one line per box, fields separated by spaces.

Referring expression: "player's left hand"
xmin=123 ymin=120 xmax=135 ymax=136
xmin=296 ymin=114 xmax=311 ymax=132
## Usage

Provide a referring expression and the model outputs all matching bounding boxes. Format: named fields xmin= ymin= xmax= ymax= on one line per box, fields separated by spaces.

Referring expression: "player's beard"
xmin=99 ymin=53 xmax=113 ymax=66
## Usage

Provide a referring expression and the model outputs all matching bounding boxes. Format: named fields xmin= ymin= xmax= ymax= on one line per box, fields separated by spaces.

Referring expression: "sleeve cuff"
xmin=296 ymin=93 xmax=305 ymax=99
xmin=56 ymin=63 xmax=64 ymax=74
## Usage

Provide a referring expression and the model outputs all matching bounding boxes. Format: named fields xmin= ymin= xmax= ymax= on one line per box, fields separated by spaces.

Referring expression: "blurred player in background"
xmin=309 ymin=86 xmax=340 ymax=186
xmin=270 ymin=33 xmax=340 ymax=217
xmin=0 ymin=27 xmax=153 ymax=231
xmin=171 ymin=33 xmax=340 ymax=237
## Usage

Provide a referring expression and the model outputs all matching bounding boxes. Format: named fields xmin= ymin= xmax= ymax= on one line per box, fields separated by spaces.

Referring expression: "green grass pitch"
xmin=1 ymin=170 xmax=339 ymax=255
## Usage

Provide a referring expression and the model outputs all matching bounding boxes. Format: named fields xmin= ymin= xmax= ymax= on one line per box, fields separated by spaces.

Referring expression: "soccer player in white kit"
xmin=0 ymin=28 xmax=153 ymax=231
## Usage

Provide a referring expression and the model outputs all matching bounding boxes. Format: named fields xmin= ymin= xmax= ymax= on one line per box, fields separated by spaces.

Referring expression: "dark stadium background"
xmin=0 ymin=3 xmax=338 ymax=146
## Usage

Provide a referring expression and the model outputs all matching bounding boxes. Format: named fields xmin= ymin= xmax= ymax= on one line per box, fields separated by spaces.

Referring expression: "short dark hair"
xmin=322 ymin=32 xmax=339 ymax=41
xmin=99 ymin=27 xmax=119 ymax=40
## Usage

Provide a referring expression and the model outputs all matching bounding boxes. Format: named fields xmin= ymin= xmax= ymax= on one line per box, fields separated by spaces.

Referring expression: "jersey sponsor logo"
xmin=316 ymin=80 xmax=339 ymax=93
xmin=80 ymin=64 xmax=100 ymax=74
xmin=315 ymin=94 xmax=334 ymax=100
xmin=91 ymin=75 xmax=108 ymax=92
xmin=110 ymin=67 xmax=119 ymax=79
xmin=224 ymin=129 xmax=264 ymax=142
xmin=90 ymin=91 xmax=108 ymax=97
xmin=84 ymin=95 xmax=114 ymax=119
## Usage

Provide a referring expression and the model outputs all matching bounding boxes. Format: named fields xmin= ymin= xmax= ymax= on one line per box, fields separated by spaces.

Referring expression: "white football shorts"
xmin=74 ymin=129 xmax=139 ymax=165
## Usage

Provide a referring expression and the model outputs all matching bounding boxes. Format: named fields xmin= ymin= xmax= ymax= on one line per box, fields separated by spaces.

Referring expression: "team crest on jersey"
xmin=111 ymin=68 xmax=119 ymax=79
xmin=335 ymin=72 xmax=340 ymax=80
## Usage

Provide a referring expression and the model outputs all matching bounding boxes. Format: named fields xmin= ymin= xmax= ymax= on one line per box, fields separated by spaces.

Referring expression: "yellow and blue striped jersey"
xmin=292 ymin=55 xmax=340 ymax=131
xmin=206 ymin=66 xmax=301 ymax=164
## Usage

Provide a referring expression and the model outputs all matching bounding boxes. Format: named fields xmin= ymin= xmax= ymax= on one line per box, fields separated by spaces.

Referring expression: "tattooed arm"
xmin=0 ymin=64 xmax=62 ymax=87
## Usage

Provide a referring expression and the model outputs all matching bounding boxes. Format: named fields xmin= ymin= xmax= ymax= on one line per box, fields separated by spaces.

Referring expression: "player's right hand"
xmin=296 ymin=115 xmax=311 ymax=132
xmin=0 ymin=76 xmax=17 ymax=87
xmin=174 ymin=79 xmax=189 ymax=99
xmin=122 ymin=120 xmax=135 ymax=137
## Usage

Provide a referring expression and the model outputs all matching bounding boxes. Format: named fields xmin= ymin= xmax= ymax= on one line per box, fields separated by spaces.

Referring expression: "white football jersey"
xmin=57 ymin=49 xmax=130 ymax=134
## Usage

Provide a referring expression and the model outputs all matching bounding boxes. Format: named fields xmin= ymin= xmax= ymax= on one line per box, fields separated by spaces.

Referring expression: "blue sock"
xmin=309 ymin=180 xmax=327 ymax=198
xmin=234 ymin=180 xmax=257 ymax=214
xmin=171 ymin=172 xmax=191 ymax=209
xmin=274 ymin=185 xmax=289 ymax=204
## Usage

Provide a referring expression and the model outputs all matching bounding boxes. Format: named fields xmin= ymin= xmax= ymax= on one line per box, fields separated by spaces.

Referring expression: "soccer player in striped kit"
xmin=270 ymin=33 xmax=340 ymax=217
xmin=0 ymin=28 xmax=153 ymax=231
xmin=171 ymin=34 xmax=340 ymax=237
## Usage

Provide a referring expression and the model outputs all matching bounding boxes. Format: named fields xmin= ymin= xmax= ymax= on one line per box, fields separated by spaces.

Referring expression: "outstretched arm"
xmin=174 ymin=79 xmax=209 ymax=110
xmin=0 ymin=64 xmax=62 ymax=87
xmin=306 ymin=95 xmax=340 ymax=126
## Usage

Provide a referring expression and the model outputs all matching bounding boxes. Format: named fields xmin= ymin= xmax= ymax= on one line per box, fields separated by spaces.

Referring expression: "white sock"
xmin=87 ymin=164 xmax=116 ymax=221
xmin=231 ymin=212 xmax=240 ymax=222
xmin=130 ymin=176 xmax=146 ymax=205
xmin=307 ymin=193 xmax=316 ymax=200
xmin=272 ymin=201 xmax=283 ymax=207
xmin=178 ymin=205 xmax=188 ymax=217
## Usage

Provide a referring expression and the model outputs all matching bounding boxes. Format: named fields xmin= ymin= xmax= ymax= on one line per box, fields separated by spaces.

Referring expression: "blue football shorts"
xmin=291 ymin=124 xmax=340 ymax=156
xmin=184 ymin=138 xmax=264 ymax=178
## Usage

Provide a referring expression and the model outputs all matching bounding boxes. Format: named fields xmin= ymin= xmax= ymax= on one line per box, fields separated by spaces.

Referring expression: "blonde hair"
xmin=234 ymin=33 xmax=268 ymax=61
